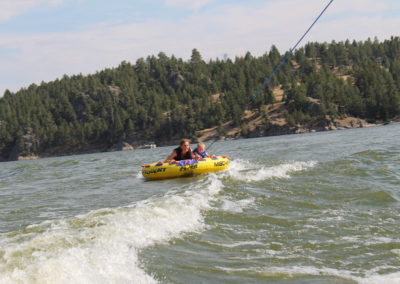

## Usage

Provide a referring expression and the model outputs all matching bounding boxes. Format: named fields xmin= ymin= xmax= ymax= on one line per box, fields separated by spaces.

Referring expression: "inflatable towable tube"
xmin=141 ymin=156 xmax=230 ymax=180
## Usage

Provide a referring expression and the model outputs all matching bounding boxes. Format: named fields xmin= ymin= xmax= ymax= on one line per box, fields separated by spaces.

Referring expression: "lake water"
xmin=0 ymin=124 xmax=399 ymax=283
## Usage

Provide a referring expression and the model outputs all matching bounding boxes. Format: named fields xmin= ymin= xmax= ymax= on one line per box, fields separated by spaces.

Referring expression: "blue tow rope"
xmin=252 ymin=0 xmax=334 ymax=99
xmin=206 ymin=0 xmax=334 ymax=153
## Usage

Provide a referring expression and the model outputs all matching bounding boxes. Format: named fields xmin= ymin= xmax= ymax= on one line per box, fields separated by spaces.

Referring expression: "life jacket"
xmin=193 ymin=148 xmax=207 ymax=158
xmin=174 ymin=147 xmax=193 ymax=161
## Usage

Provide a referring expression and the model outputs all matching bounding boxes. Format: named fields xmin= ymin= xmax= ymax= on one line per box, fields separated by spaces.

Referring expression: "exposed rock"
xmin=17 ymin=155 xmax=39 ymax=161
xmin=169 ymin=72 xmax=185 ymax=86
xmin=389 ymin=116 xmax=400 ymax=124
xmin=8 ymin=127 xmax=40 ymax=161
xmin=108 ymin=142 xmax=134 ymax=152
xmin=264 ymin=124 xmax=295 ymax=136
xmin=306 ymin=97 xmax=324 ymax=116
xmin=310 ymin=118 xmax=332 ymax=131
xmin=8 ymin=145 xmax=18 ymax=161
xmin=294 ymin=126 xmax=311 ymax=134
xmin=108 ymin=85 xmax=122 ymax=96
xmin=211 ymin=93 xmax=223 ymax=103
xmin=198 ymin=115 xmax=379 ymax=143
xmin=333 ymin=117 xmax=374 ymax=129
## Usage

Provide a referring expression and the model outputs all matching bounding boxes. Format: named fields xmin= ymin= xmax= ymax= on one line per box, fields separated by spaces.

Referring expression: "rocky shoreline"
xmin=6 ymin=117 xmax=390 ymax=162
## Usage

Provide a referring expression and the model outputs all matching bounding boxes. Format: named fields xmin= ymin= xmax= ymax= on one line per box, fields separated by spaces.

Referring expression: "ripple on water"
xmin=47 ymin=159 xmax=80 ymax=168
xmin=1 ymin=125 xmax=400 ymax=283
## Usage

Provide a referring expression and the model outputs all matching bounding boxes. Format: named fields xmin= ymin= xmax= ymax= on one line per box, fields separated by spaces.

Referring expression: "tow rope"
xmin=206 ymin=0 xmax=334 ymax=152
xmin=252 ymin=0 xmax=334 ymax=99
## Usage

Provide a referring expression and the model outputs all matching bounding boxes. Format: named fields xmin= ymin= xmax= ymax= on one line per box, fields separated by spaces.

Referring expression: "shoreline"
xmin=7 ymin=120 xmax=397 ymax=162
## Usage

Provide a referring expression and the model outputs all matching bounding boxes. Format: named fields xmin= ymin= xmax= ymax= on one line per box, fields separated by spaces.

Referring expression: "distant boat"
xmin=138 ymin=143 xmax=157 ymax=149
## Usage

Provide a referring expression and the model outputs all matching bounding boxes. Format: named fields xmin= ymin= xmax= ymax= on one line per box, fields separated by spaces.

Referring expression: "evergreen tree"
xmin=1 ymin=37 xmax=400 ymax=160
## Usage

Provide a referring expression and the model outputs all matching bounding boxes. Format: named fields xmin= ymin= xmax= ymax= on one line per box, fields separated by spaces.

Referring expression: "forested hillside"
xmin=1 ymin=37 xmax=400 ymax=161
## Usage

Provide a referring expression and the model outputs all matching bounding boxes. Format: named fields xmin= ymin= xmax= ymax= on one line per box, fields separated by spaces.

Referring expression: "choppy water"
xmin=1 ymin=124 xmax=399 ymax=283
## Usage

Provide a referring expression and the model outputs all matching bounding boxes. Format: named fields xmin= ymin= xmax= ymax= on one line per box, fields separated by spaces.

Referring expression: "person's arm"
xmin=189 ymin=148 xmax=196 ymax=159
xmin=165 ymin=150 xmax=177 ymax=163
xmin=193 ymin=149 xmax=201 ymax=159
xmin=205 ymin=151 xmax=215 ymax=158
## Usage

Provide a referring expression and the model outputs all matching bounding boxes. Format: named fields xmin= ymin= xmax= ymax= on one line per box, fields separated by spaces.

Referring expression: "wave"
xmin=48 ymin=159 xmax=81 ymax=167
xmin=220 ymin=197 xmax=256 ymax=213
xmin=215 ymin=265 xmax=400 ymax=283
xmin=0 ymin=163 xmax=45 ymax=181
xmin=0 ymin=175 xmax=224 ymax=284
xmin=206 ymin=240 xmax=264 ymax=248
xmin=360 ymin=272 xmax=400 ymax=284
xmin=358 ymin=190 xmax=398 ymax=203
xmin=224 ymin=159 xmax=317 ymax=182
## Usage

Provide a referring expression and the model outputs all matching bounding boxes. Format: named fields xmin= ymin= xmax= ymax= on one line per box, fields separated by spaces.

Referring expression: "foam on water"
xmin=220 ymin=197 xmax=256 ymax=213
xmin=207 ymin=240 xmax=264 ymax=248
xmin=226 ymin=159 xmax=317 ymax=182
xmin=135 ymin=169 xmax=145 ymax=180
xmin=0 ymin=175 xmax=224 ymax=284
xmin=360 ymin=272 xmax=400 ymax=284
xmin=216 ymin=265 xmax=400 ymax=283
xmin=215 ymin=265 xmax=357 ymax=280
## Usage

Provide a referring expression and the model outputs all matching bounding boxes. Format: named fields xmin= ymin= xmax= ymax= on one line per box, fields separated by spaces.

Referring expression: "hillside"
xmin=1 ymin=37 xmax=400 ymax=161
xmin=197 ymin=86 xmax=378 ymax=143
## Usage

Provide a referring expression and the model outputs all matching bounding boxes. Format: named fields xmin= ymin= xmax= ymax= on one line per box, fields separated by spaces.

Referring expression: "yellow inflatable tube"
xmin=141 ymin=156 xmax=230 ymax=180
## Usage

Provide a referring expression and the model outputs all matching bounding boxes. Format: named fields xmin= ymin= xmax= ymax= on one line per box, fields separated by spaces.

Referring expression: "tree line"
xmin=1 ymin=37 xmax=400 ymax=160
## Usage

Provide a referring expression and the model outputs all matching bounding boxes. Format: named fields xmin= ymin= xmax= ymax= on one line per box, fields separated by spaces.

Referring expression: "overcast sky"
xmin=0 ymin=0 xmax=399 ymax=94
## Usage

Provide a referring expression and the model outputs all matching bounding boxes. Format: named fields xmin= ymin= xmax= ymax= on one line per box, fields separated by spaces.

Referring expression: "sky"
xmin=0 ymin=0 xmax=399 ymax=95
